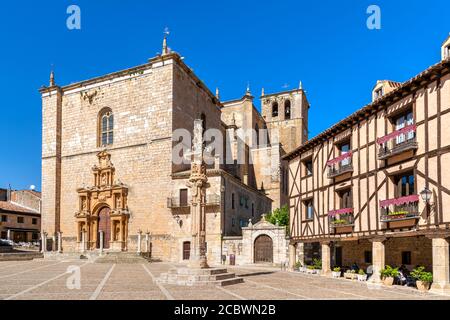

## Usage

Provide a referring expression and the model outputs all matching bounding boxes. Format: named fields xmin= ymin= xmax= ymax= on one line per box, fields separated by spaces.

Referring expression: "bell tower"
xmin=260 ymin=83 xmax=310 ymax=154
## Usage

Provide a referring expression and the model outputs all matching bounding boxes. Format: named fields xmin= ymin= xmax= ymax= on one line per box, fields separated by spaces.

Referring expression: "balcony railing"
xmin=327 ymin=152 xmax=353 ymax=178
xmin=205 ymin=194 xmax=221 ymax=206
xmin=380 ymin=195 xmax=420 ymax=223
xmin=167 ymin=197 xmax=189 ymax=209
xmin=377 ymin=125 xmax=418 ymax=160
xmin=167 ymin=194 xmax=220 ymax=208
xmin=329 ymin=208 xmax=354 ymax=227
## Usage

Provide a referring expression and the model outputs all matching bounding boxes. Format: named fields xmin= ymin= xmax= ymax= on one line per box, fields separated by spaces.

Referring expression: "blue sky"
xmin=0 ymin=0 xmax=449 ymax=191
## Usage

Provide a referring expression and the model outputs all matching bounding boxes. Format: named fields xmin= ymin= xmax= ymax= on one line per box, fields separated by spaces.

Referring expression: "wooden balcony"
xmin=327 ymin=152 xmax=353 ymax=179
xmin=329 ymin=208 xmax=354 ymax=234
xmin=328 ymin=163 xmax=354 ymax=179
xmin=377 ymin=125 xmax=418 ymax=160
xmin=380 ymin=195 xmax=420 ymax=229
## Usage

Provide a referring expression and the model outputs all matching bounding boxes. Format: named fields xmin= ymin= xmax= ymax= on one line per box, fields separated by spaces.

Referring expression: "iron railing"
xmin=167 ymin=194 xmax=221 ymax=208
xmin=328 ymin=163 xmax=353 ymax=179
xmin=380 ymin=203 xmax=420 ymax=223
xmin=378 ymin=137 xmax=418 ymax=160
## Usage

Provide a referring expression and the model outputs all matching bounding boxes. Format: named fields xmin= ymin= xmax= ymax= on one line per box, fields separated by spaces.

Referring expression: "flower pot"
xmin=382 ymin=277 xmax=394 ymax=286
xmin=357 ymin=274 xmax=367 ymax=281
xmin=315 ymin=270 xmax=322 ymax=276
xmin=306 ymin=269 xmax=315 ymax=274
xmin=332 ymin=271 xmax=341 ymax=278
xmin=416 ymin=281 xmax=431 ymax=292
xmin=344 ymin=272 xmax=357 ymax=280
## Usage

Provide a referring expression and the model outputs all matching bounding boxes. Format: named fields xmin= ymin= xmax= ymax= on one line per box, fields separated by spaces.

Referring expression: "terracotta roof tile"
xmin=0 ymin=201 xmax=37 ymax=214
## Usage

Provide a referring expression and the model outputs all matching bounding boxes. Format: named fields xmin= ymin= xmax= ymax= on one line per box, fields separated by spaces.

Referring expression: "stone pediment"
xmin=243 ymin=214 xmax=285 ymax=231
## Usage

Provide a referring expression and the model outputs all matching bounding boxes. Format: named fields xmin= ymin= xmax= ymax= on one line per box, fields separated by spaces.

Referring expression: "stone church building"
xmin=39 ymin=38 xmax=308 ymax=264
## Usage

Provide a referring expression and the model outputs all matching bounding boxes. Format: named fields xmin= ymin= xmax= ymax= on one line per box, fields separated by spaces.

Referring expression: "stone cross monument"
xmin=187 ymin=119 xmax=209 ymax=269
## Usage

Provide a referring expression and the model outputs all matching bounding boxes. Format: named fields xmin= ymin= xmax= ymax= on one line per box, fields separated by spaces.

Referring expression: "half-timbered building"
xmin=285 ymin=35 xmax=450 ymax=293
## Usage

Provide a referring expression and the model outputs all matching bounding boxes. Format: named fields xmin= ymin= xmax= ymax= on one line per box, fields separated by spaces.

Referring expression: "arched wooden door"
xmin=97 ymin=207 xmax=111 ymax=249
xmin=254 ymin=235 xmax=273 ymax=263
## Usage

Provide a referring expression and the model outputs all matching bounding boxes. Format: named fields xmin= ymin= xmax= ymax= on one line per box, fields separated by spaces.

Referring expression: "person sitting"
xmin=351 ymin=262 xmax=359 ymax=271
xmin=397 ymin=269 xmax=407 ymax=285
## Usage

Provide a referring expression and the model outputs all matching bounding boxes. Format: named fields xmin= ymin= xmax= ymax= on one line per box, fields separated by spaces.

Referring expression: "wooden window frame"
xmin=303 ymin=199 xmax=314 ymax=221
xmin=98 ymin=108 xmax=114 ymax=147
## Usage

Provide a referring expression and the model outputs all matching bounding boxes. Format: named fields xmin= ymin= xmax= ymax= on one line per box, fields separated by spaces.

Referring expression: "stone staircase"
xmin=157 ymin=267 xmax=244 ymax=287
xmin=0 ymin=252 xmax=43 ymax=261
xmin=94 ymin=252 xmax=149 ymax=264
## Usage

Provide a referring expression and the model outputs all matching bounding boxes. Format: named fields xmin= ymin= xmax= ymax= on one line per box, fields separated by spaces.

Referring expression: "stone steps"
xmin=95 ymin=253 xmax=148 ymax=264
xmin=158 ymin=267 xmax=244 ymax=287
xmin=0 ymin=252 xmax=43 ymax=261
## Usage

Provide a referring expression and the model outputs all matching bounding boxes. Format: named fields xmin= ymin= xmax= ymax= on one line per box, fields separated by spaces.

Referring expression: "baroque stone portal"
xmin=75 ymin=151 xmax=130 ymax=252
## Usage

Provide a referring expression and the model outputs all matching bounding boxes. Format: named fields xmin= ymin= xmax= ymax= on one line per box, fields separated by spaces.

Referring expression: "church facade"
xmin=39 ymin=39 xmax=308 ymax=264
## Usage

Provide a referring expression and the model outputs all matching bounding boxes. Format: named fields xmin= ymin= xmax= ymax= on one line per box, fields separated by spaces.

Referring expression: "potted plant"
xmin=294 ymin=261 xmax=303 ymax=272
xmin=332 ymin=267 xmax=341 ymax=278
xmin=411 ymin=266 xmax=433 ymax=291
xmin=380 ymin=265 xmax=399 ymax=286
xmin=306 ymin=265 xmax=316 ymax=274
xmin=357 ymin=269 xmax=367 ymax=281
xmin=344 ymin=269 xmax=357 ymax=280
xmin=313 ymin=258 xmax=322 ymax=275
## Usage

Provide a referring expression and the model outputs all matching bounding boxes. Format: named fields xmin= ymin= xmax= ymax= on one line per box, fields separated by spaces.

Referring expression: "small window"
xmin=394 ymin=171 xmax=415 ymax=198
xmin=32 ymin=218 xmax=38 ymax=225
xmin=364 ymin=251 xmax=372 ymax=264
xmin=402 ymin=251 xmax=412 ymax=265
xmin=272 ymin=102 xmax=279 ymax=117
xmin=17 ymin=217 xmax=24 ymax=224
xmin=446 ymin=45 xmax=450 ymax=58
xmin=1 ymin=215 xmax=7 ymax=222
xmin=99 ymin=108 xmax=114 ymax=147
xmin=285 ymin=100 xmax=291 ymax=120
xmin=304 ymin=159 xmax=313 ymax=176
xmin=305 ymin=200 xmax=314 ymax=220
xmin=252 ymin=203 xmax=254 ymax=217
xmin=179 ymin=189 xmax=188 ymax=207
xmin=338 ymin=189 xmax=353 ymax=209
xmin=239 ymin=219 xmax=247 ymax=228
xmin=232 ymin=193 xmax=235 ymax=210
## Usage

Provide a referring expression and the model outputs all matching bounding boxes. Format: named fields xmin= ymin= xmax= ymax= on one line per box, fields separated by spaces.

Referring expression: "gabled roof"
xmin=283 ymin=58 xmax=450 ymax=161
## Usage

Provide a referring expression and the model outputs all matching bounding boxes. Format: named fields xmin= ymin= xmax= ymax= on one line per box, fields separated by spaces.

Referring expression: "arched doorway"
xmin=254 ymin=235 xmax=273 ymax=263
xmin=97 ymin=207 xmax=111 ymax=249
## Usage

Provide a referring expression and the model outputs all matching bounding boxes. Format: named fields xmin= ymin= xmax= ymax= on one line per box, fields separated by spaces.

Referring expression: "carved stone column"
xmin=57 ymin=232 xmax=63 ymax=253
xmin=187 ymin=119 xmax=209 ymax=269
xmin=288 ymin=243 xmax=297 ymax=271
xmin=321 ymin=241 xmax=332 ymax=276
xmin=428 ymin=234 xmax=450 ymax=293
xmin=99 ymin=231 xmax=104 ymax=255
xmin=369 ymin=237 xmax=387 ymax=283
xmin=137 ymin=231 xmax=142 ymax=255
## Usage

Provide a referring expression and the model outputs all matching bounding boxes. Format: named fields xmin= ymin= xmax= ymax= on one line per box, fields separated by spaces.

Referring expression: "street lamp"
xmin=420 ymin=187 xmax=432 ymax=219
xmin=420 ymin=187 xmax=432 ymax=203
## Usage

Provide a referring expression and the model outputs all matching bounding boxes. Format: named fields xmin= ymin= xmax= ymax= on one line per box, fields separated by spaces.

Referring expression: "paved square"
xmin=0 ymin=260 xmax=448 ymax=300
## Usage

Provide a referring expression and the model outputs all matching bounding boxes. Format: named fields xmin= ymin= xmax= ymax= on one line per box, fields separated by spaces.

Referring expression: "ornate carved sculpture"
xmin=75 ymin=151 xmax=129 ymax=252
xmin=187 ymin=119 xmax=209 ymax=269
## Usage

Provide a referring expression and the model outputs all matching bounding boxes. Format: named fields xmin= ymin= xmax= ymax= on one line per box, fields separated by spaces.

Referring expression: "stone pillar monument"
xmin=156 ymin=118 xmax=243 ymax=286
xmin=187 ymin=119 xmax=209 ymax=269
